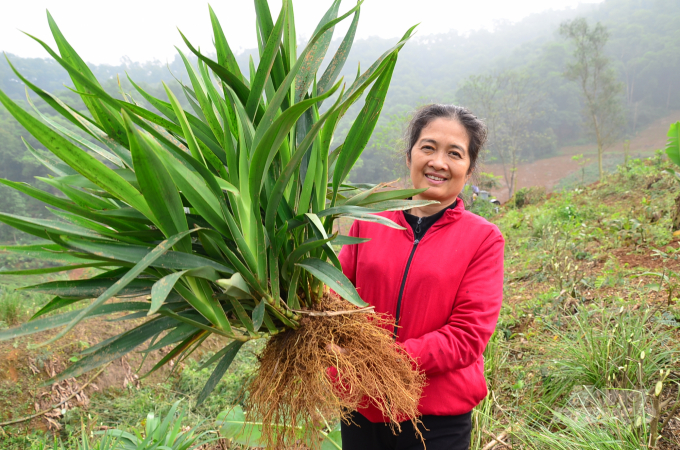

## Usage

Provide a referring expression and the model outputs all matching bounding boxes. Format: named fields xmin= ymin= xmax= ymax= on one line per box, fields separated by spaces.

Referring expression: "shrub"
xmin=514 ymin=186 xmax=546 ymax=209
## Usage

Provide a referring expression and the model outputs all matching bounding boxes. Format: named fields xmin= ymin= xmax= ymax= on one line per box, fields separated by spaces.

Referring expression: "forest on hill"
xmin=1 ymin=0 xmax=679 ymax=240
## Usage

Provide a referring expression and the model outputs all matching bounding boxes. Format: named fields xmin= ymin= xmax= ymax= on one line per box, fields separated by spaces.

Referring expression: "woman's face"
xmin=408 ymin=118 xmax=471 ymax=207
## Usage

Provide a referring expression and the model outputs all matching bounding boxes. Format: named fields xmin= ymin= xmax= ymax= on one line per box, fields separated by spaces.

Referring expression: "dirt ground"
xmin=0 ymin=305 xmax=227 ymax=434
xmin=483 ymin=112 xmax=680 ymax=202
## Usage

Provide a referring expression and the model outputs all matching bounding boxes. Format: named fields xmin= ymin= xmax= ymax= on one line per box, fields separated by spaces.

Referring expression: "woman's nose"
xmin=428 ymin=152 xmax=448 ymax=170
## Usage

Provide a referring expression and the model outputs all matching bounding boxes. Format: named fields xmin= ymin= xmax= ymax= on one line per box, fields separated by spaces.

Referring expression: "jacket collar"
xmin=394 ymin=198 xmax=466 ymax=239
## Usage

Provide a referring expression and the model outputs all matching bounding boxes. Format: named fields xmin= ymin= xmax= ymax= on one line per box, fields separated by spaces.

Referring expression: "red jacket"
xmin=338 ymin=200 xmax=504 ymax=422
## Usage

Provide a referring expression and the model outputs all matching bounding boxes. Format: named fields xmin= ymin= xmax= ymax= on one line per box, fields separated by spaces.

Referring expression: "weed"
xmin=513 ymin=186 xmax=546 ymax=209
xmin=0 ymin=290 xmax=22 ymax=327
xmin=538 ymin=225 xmax=586 ymax=307
xmin=550 ymin=307 xmax=676 ymax=392
xmin=519 ymin=396 xmax=650 ymax=449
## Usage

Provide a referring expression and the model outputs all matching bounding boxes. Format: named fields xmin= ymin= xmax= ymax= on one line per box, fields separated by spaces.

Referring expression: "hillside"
xmin=1 ymin=149 xmax=679 ymax=449
xmin=486 ymin=111 xmax=680 ymax=202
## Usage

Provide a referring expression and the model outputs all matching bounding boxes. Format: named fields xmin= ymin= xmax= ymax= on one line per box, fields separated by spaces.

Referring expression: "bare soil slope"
xmin=483 ymin=111 xmax=680 ymax=202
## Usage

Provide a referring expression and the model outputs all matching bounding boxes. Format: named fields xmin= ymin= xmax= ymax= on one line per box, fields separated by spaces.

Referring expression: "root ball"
xmin=245 ymin=294 xmax=426 ymax=448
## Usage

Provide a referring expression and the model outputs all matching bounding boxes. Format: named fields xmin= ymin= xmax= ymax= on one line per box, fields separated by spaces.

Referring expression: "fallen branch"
xmin=482 ymin=429 xmax=511 ymax=450
xmin=0 ymin=363 xmax=110 ymax=428
xmin=659 ymin=399 xmax=680 ymax=434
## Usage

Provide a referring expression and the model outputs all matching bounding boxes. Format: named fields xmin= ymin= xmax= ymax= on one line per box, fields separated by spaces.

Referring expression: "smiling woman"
xmin=406 ymin=104 xmax=487 ymax=216
xmin=339 ymin=104 xmax=504 ymax=449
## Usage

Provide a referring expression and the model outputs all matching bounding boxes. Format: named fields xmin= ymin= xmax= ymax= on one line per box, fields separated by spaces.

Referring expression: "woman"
xmin=338 ymin=104 xmax=505 ymax=449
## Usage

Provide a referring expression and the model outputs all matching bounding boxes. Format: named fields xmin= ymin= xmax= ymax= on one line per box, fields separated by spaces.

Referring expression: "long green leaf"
xmin=175 ymin=49 xmax=225 ymax=148
xmin=23 ymin=278 xmax=154 ymax=299
xmin=332 ymin=55 xmax=397 ymax=199
xmin=40 ymin=229 xmax=198 ymax=346
xmin=24 ymin=89 xmax=124 ymax=168
xmin=665 ymin=121 xmax=680 ymax=167
xmin=0 ymin=89 xmax=152 ymax=218
xmin=318 ymin=7 xmax=360 ymax=96
xmin=209 ymin=5 xmax=244 ymax=80
xmin=283 ymin=236 xmax=334 ymax=279
xmin=149 ymin=267 xmax=220 ymax=315
xmin=246 ymin=4 xmax=286 ymax=118
xmin=342 ymin=24 xmax=417 ymax=102
xmin=0 ymin=178 xmax=131 ymax=232
xmin=0 ymin=212 xmax=111 ymax=241
xmin=46 ymin=11 xmax=128 ymax=146
xmin=249 ymin=80 xmax=341 ymax=201
xmin=296 ymin=258 xmax=367 ymax=307
xmin=60 ymin=236 xmax=234 ymax=274
xmin=178 ymin=31 xmax=251 ymax=106
xmin=253 ymin=1 xmax=363 ymax=145
xmin=54 ymin=316 xmax=179 ymax=381
xmin=294 ymin=0 xmax=341 ymax=102
xmin=263 ymin=86 xmax=347 ymax=238
xmin=0 ymin=302 xmax=148 ymax=341
xmin=123 ymin=109 xmax=189 ymax=245
xmin=0 ymin=262 xmax=110 ymax=276
xmin=195 ymin=340 xmax=244 ymax=406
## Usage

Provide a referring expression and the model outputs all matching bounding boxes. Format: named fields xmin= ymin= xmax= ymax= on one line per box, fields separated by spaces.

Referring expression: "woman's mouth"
xmin=425 ymin=174 xmax=447 ymax=183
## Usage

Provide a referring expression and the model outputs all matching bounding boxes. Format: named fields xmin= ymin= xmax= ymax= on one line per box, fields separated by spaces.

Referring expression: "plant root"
xmin=245 ymin=293 xmax=426 ymax=448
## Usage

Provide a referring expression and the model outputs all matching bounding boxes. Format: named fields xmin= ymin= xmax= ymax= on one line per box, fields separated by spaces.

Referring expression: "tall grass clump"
xmin=0 ymin=1 xmax=427 ymax=446
xmin=520 ymin=404 xmax=649 ymax=450
xmin=470 ymin=331 xmax=508 ymax=450
xmin=551 ymin=307 xmax=676 ymax=391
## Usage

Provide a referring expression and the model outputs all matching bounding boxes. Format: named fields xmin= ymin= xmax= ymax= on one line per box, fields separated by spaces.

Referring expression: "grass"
xmin=0 ymin=284 xmax=51 ymax=329
xmin=2 ymin=154 xmax=680 ymax=448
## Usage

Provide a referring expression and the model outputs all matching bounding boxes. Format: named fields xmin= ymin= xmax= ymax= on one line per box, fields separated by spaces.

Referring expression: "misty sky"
xmin=1 ymin=0 xmax=604 ymax=65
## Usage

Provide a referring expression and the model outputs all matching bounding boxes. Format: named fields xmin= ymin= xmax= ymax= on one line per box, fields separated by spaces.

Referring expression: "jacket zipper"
xmin=393 ymin=217 xmax=422 ymax=339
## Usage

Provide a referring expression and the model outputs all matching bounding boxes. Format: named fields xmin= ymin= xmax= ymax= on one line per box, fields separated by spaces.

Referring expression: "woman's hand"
xmin=326 ymin=343 xmax=347 ymax=355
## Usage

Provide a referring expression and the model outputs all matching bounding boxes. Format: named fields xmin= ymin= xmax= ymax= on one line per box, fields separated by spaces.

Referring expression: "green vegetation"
xmin=4 ymin=146 xmax=679 ymax=450
xmin=0 ymin=0 xmax=679 ymax=448
xmin=0 ymin=1 xmax=428 ymax=447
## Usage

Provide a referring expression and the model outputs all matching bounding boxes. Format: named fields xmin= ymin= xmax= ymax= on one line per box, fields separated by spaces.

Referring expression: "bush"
xmin=513 ymin=187 xmax=546 ymax=209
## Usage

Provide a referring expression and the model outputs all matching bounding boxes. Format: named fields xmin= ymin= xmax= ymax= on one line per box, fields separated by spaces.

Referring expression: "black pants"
xmin=341 ymin=411 xmax=472 ymax=450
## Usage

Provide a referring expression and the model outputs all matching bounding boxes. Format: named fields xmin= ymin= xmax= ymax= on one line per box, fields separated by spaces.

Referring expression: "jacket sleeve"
xmin=338 ymin=220 xmax=359 ymax=286
xmin=401 ymin=231 xmax=504 ymax=376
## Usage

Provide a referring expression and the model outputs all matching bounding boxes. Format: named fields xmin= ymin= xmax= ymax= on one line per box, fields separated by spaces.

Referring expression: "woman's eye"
xmin=449 ymin=151 xmax=460 ymax=158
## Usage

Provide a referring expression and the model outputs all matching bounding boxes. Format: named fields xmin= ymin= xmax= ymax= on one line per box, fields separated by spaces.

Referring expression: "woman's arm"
xmin=400 ymin=232 xmax=504 ymax=376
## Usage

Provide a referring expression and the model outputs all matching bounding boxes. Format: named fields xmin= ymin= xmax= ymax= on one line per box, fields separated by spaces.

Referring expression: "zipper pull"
xmin=414 ymin=239 xmax=419 ymax=245
xmin=415 ymin=217 xmax=422 ymax=235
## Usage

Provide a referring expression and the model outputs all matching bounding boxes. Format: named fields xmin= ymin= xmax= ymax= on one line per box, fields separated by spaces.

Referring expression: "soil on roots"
xmin=245 ymin=294 xmax=426 ymax=448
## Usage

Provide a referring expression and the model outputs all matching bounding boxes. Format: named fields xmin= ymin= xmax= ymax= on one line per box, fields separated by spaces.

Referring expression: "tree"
xmin=560 ymin=18 xmax=625 ymax=180
xmin=458 ymin=70 xmax=548 ymax=198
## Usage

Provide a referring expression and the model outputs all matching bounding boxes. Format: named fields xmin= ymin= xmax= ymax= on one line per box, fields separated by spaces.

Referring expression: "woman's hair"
xmin=405 ymin=104 xmax=487 ymax=174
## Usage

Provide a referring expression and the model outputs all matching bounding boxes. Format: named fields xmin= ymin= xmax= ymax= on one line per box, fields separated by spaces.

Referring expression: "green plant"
xmin=215 ymin=405 xmax=341 ymax=449
xmin=101 ymin=401 xmax=212 ymax=450
xmin=665 ymin=122 xmax=680 ymax=168
xmin=0 ymin=3 xmax=425 ymax=447
xmin=0 ymin=288 xmax=22 ymax=327
xmin=550 ymin=307 xmax=676 ymax=392
xmin=538 ymin=225 xmax=585 ymax=305
xmin=514 ymin=186 xmax=546 ymax=209
xmin=519 ymin=400 xmax=650 ymax=449
xmin=475 ymin=171 xmax=503 ymax=190
xmin=470 ymin=331 xmax=507 ymax=450
xmin=469 ymin=195 xmax=499 ymax=219
xmin=571 ymin=153 xmax=591 ymax=185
